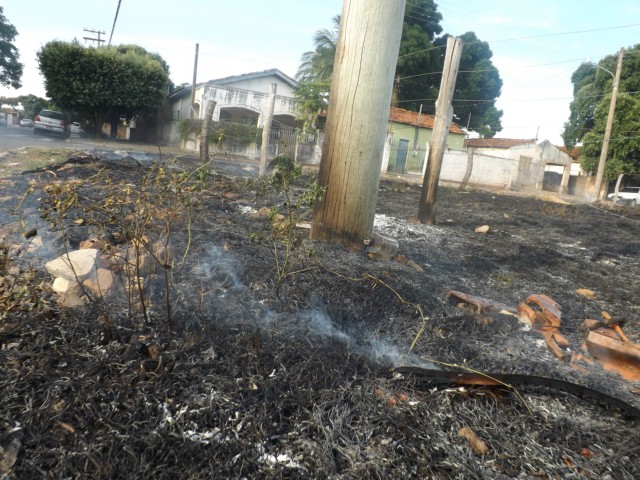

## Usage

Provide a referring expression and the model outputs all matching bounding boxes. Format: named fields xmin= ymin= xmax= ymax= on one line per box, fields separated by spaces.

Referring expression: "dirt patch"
xmin=1 ymin=148 xmax=639 ymax=478
xmin=0 ymin=147 xmax=75 ymax=177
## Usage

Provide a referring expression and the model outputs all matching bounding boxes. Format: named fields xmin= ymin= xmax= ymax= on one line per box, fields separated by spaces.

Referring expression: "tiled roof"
xmin=557 ymin=145 xmax=582 ymax=160
xmin=465 ymin=138 xmax=536 ymax=148
xmin=167 ymin=86 xmax=195 ymax=101
xmin=389 ymin=107 xmax=465 ymax=135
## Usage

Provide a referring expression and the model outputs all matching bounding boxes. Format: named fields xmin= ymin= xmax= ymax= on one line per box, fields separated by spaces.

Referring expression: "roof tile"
xmin=389 ymin=107 xmax=465 ymax=135
xmin=465 ymin=138 xmax=536 ymax=148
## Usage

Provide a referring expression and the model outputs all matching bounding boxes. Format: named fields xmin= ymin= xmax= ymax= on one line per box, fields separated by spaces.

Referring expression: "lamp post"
xmin=593 ymin=48 xmax=624 ymax=201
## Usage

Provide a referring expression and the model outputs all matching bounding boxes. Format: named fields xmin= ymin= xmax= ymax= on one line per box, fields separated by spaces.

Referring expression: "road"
xmin=0 ymin=124 xmax=260 ymax=177
xmin=0 ymin=124 xmax=191 ymax=158
xmin=0 ymin=125 xmax=84 ymax=150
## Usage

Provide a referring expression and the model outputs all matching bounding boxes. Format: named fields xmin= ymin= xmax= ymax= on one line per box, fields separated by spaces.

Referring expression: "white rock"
xmin=475 ymin=225 xmax=490 ymax=234
xmin=45 ymin=249 xmax=99 ymax=281
xmin=52 ymin=277 xmax=73 ymax=294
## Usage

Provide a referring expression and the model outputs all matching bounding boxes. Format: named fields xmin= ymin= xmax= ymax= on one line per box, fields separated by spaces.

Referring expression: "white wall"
xmin=196 ymin=84 xmax=296 ymax=125
xmin=435 ymin=150 xmax=517 ymax=188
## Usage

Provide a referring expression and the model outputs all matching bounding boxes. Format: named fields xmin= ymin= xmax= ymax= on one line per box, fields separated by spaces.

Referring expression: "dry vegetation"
xmin=1 ymin=148 xmax=639 ymax=479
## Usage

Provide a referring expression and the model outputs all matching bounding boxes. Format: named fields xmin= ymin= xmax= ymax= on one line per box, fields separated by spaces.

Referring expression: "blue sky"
xmin=1 ymin=0 xmax=639 ymax=144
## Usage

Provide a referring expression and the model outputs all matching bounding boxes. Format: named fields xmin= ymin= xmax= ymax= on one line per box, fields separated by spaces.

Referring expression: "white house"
xmin=163 ymin=69 xmax=301 ymax=147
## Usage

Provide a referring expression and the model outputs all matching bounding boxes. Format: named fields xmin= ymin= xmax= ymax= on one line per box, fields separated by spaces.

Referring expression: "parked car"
xmin=33 ymin=109 xmax=70 ymax=138
xmin=20 ymin=119 xmax=33 ymax=127
xmin=607 ymin=186 xmax=640 ymax=206
xmin=70 ymin=122 xmax=82 ymax=135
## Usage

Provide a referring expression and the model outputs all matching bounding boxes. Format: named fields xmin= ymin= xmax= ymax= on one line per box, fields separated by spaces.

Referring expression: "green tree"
xmin=0 ymin=7 xmax=23 ymax=89
xmin=296 ymin=15 xmax=340 ymax=82
xmin=563 ymin=45 xmax=640 ymax=176
xmin=580 ymin=93 xmax=640 ymax=178
xmin=436 ymin=32 xmax=503 ymax=137
xmin=394 ymin=0 xmax=443 ymax=110
xmin=37 ymin=41 xmax=169 ymax=137
xmin=562 ymin=63 xmax=598 ymax=147
xmin=295 ymin=2 xmax=503 ymax=137
xmin=18 ymin=94 xmax=49 ymax=119
xmin=293 ymin=80 xmax=330 ymax=130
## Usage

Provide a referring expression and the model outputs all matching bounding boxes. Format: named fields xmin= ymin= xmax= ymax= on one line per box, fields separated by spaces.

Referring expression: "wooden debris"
xmin=458 ymin=427 xmax=489 ymax=455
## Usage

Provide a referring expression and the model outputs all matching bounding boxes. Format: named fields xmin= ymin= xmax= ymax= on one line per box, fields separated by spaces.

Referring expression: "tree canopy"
xmin=294 ymin=0 xmax=503 ymax=137
xmin=296 ymin=15 xmax=339 ymax=83
xmin=0 ymin=6 xmax=23 ymax=89
xmin=563 ymin=45 xmax=640 ymax=178
xmin=0 ymin=94 xmax=50 ymax=120
xmin=436 ymin=32 xmax=503 ymax=137
xmin=19 ymin=94 xmax=49 ymax=119
xmin=37 ymin=41 xmax=169 ymax=135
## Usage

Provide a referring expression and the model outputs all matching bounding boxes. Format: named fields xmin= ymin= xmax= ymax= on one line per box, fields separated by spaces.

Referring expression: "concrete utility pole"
xmin=593 ymin=48 xmax=624 ymax=201
xmin=418 ymin=36 xmax=463 ymax=224
xmin=200 ymin=100 xmax=216 ymax=163
xmin=310 ymin=0 xmax=406 ymax=248
xmin=190 ymin=43 xmax=199 ymax=118
xmin=259 ymin=83 xmax=277 ymax=177
xmin=108 ymin=0 xmax=122 ymax=47
xmin=83 ymin=28 xmax=105 ymax=46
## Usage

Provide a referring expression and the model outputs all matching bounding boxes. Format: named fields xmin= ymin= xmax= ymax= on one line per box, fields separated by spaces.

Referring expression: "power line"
xmin=399 ymin=22 xmax=640 ymax=60
xmin=399 ymin=57 xmax=588 ymax=81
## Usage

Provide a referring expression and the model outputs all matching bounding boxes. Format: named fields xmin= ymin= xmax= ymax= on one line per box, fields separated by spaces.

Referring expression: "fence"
xmin=269 ymin=127 xmax=319 ymax=163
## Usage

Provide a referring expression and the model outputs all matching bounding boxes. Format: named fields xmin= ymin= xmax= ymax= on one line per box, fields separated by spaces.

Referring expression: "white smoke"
xmin=191 ymin=243 xmax=244 ymax=290
xmin=299 ymin=309 xmax=436 ymax=369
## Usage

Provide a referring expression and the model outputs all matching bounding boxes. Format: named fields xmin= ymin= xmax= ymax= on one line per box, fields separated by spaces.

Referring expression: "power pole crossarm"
xmin=593 ymin=48 xmax=624 ymax=201
xmin=83 ymin=28 xmax=105 ymax=46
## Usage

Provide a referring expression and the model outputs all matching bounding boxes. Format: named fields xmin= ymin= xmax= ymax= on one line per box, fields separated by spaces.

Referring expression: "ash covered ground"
xmin=1 ymin=151 xmax=639 ymax=479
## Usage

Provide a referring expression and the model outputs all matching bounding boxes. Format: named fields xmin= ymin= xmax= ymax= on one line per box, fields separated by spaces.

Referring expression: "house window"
xmin=175 ymin=109 xmax=181 ymax=120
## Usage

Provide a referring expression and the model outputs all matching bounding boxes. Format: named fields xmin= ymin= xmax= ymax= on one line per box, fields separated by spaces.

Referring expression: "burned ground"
xmin=1 ymin=151 xmax=639 ymax=479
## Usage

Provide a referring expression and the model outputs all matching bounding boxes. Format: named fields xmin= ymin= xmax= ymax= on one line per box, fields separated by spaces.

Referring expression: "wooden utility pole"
xmin=310 ymin=0 xmax=406 ymax=248
xmin=190 ymin=43 xmax=199 ymax=118
xmin=259 ymin=83 xmax=277 ymax=177
xmin=593 ymin=48 xmax=624 ymax=201
xmin=200 ymin=100 xmax=216 ymax=162
xmin=418 ymin=36 xmax=463 ymax=224
xmin=460 ymin=147 xmax=474 ymax=190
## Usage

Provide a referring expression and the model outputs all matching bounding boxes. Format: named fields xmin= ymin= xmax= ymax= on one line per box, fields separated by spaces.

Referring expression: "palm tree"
xmin=296 ymin=15 xmax=340 ymax=82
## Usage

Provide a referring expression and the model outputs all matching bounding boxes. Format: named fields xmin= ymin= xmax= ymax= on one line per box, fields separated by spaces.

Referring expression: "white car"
xmin=70 ymin=122 xmax=82 ymax=135
xmin=607 ymin=186 xmax=640 ymax=206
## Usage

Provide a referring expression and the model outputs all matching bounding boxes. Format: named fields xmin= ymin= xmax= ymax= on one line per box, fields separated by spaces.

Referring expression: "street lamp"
xmin=592 ymin=49 xmax=624 ymax=201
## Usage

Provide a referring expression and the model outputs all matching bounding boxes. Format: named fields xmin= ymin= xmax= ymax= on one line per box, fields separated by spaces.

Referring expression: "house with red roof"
xmin=384 ymin=107 xmax=467 ymax=173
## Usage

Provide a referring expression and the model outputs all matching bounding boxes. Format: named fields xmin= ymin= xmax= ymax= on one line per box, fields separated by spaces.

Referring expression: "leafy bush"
xmin=177 ymin=119 xmax=262 ymax=150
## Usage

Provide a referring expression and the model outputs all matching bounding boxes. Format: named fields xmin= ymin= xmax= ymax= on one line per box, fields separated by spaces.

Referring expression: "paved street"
xmin=0 ymin=125 xmax=89 ymax=151
xmin=0 ymin=124 xmax=260 ymax=177
xmin=0 ymin=124 xmax=187 ymax=156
